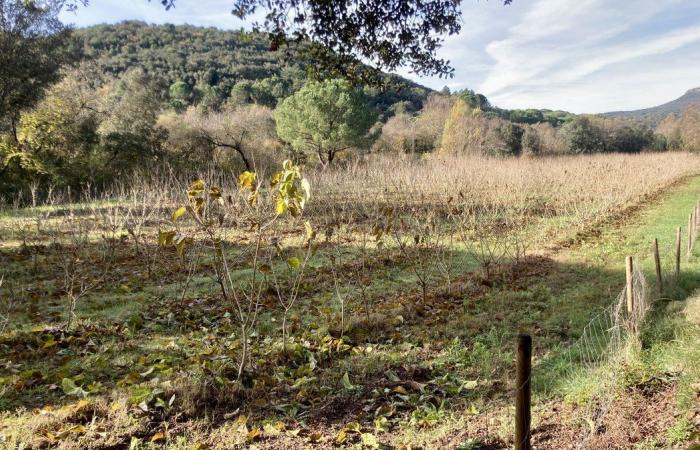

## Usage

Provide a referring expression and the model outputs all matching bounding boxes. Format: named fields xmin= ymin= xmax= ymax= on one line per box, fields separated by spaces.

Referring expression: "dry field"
xmin=309 ymin=152 xmax=700 ymax=243
xmin=1 ymin=151 xmax=700 ymax=449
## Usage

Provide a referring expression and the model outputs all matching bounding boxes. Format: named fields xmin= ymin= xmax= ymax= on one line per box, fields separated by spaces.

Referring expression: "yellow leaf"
xmin=150 ymin=432 xmax=165 ymax=442
xmin=263 ymin=423 xmax=281 ymax=436
xmin=361 ymin=432 xmax=380 ymax=448
xmin=301 ymin=178 xmax=311 ymax=202
xmin=392 ymin=385 xmax=408 ymax=395
xmin=247 ymin=190 xmax=258 ymax=206
xmin=61 ymin=425 xmax=86 ymax=436
xmin=275 ymin=197 xmax=287 ymax=215
xmin=238 ymin=171 xmax=257 ymax=191
xmin=270 ymin=171 xmax=282 ymax=188
xmin=462 ymin=380 xmax=478 ymax=390
xmin=175 ymin=237 xmax=192 ymax=256
xmin=287 ymin=256 xmax=301 ymax=270
xmin=74 ymin=399 xmax=90 ymax=411
xmin=336 ymin=430 xmax=347 ymax=443
xmin=308 ymin=432 xmax=322 ymax=443
xmin=209 ymin=186 xmax=222 ymax=199
xmin=191 ymin=444 xmax=211 ymax=450
xmin=235 ymin=415 xmax=248 ymax=426
xmin=304 ymin=221 xmax=315 ymax=241
xmin=189 ymin=179 xmax=205 ymax=192
xmin=374 ymin=416 xmax=389 ymax=433
xmin=246 ymin=427 xmax=262 ymax=441
xmin=171 ymin=206 xmax=187 ymax=222
xmin=344 ymin=421 xmax=361 ymax=433
xmin=158 ymin=230 xmax=176 ymax=247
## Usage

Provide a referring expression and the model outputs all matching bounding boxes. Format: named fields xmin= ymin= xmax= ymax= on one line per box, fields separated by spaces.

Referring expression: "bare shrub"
xmin=440 ymin=99 xmax=511 ymax=155
xmin=159 ymin=105 xmax=281 ymax=174
xmin=52 ymin=210 xmax=102 ymax=329
xmin=308 ymin=152 xmax=700 ymax=249
xmin=388 ymin=207 xmax=444 ymax=303
xmin=531 ymin=122 xmax=567 ymax=155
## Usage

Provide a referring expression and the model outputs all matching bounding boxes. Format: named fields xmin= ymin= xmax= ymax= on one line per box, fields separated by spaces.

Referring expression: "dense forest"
xmin=75 ymin=22 xmax=432 ymax=117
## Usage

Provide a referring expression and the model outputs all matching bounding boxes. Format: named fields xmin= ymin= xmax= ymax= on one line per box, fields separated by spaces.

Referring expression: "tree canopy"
xmin=275 ymin=79 xmax=376 ymax=165
xmin=75 ymin=22 xmax=431 ymax=117
xmin=0 ymin=0 xmax=80 ymax=138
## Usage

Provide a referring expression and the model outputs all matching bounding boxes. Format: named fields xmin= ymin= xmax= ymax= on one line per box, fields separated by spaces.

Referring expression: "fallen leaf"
xmin=246 ymin=427 xmax=262 ymax=441
xmin=361 ymin=432 xmax=380 ymax=448
xmin=336 ymin=430 xmax=347 ymax=443
xmin=392 ymin=385 xmax=408 ymax=395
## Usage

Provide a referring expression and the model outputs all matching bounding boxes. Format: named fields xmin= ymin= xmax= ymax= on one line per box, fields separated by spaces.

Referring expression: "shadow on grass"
xmin=2 ymin=233 xmax=700 ymax=450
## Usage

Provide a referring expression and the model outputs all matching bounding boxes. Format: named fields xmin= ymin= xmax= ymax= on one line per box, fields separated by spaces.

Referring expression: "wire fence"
xmin=516 ymin=200 xmax=700 ymax=449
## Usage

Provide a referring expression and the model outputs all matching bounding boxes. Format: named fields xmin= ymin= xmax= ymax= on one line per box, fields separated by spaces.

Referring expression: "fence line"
xmin=517 ymin=197 xmax=698 ymax=449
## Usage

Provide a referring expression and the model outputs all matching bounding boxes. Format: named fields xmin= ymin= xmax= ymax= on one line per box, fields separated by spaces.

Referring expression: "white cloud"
xmin=466 ymin=0 xmax=700 ymax=112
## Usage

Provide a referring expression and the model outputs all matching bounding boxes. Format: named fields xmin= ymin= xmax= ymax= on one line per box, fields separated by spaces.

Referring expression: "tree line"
xmin=2 ymin=3 xmax=698 ymax=203
xmin=375 ymin=90 xmax=671 ymax=157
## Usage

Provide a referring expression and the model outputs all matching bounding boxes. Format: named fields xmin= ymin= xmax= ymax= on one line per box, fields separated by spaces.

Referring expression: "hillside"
xmin=74 ymin=21 xmax=432 ymax=117
xmin=604 ymin=87 xmax=700 ymax=126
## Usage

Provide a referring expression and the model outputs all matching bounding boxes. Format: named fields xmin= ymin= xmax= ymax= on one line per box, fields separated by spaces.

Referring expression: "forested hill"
xmin=604 ymin=87 xmax=700 ymax=126
xmin=74 ymin=21 xmax=432 ymax=116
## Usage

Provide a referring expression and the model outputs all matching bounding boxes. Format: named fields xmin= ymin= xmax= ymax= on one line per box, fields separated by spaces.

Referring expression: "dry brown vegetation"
xmin=1 ymin=152 xmax=700 ymax=449
xmin=308 ymin=152 xmax=700 ymax=246
xmin=657 ymin=103 xmax=700 ymax=152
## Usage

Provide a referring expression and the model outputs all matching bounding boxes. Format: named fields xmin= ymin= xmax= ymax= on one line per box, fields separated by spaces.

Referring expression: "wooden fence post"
xmin=653 ymin=238 xmax=662 ymax=294
xmin=688 ymin=213 xmax=693 ymax=255
xmin=676 ymin=226 xmax=682 ymax=278
xmin=626 ymin=256 xmax=634 ymax=314
xmin=515 ymin=334 xmax=532 ymax=450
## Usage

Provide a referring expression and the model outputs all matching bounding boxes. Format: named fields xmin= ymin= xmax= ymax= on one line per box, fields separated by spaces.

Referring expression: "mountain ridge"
xmin=603 ymin=87 xmax=700 ymax=126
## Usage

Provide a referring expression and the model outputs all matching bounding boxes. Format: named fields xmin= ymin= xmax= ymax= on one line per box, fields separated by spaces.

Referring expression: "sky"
xmin=59 ymin=0 xmax=700 ymax=114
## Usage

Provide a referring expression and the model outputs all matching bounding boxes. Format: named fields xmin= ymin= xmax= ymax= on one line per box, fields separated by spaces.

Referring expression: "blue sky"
xmin=60 ymin=0 xmax=700 ymax=113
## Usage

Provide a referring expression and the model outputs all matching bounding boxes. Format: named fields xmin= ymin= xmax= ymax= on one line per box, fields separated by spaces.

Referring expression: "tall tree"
xmin=0 ymin=0 xmax=80 ymax=140
xmin=275 ymin=79 xmax=376 ymax=166
xmin=98 ymin=68 xmax=166 ymax=174
xmin=561 ymin=116 xmax=604 ymax=154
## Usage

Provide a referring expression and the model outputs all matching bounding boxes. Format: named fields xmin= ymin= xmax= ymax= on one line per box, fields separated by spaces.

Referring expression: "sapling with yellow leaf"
xmin=158 ymin=160 xmax=312 ymax=380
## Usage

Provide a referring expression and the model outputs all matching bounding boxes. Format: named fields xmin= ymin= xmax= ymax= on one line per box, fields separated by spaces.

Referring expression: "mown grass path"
xmin=525 ymin=174 xmax=700 ymax=449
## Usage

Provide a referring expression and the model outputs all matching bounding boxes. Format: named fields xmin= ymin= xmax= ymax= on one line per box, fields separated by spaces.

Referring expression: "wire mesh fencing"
xmin=518 ymin=198 xmax=700 ymax=448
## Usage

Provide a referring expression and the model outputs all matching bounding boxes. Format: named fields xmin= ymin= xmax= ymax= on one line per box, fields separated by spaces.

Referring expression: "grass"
xmin=1 ymin=153 xmax=700 ymax=449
